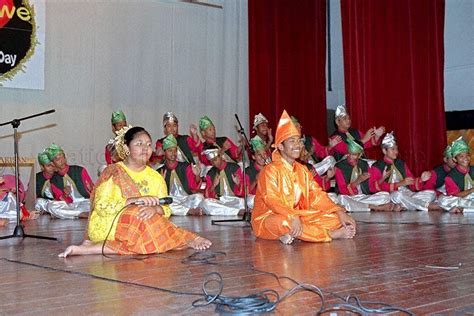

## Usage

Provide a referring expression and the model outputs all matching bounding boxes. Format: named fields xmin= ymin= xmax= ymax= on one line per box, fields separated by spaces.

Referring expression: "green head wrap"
xmin=347 ymin=137 xmax=364 ymax=154
xmin=451 ymin=137 xmax=469 ymax=158
xmin=443 ymin=144 xmax=453 ymax=159
xmin=45 ymin=143 xmax=64 ymax=160
xmin=199 ymin=116 xmax=214 ymax=131
xmin=37 ymin=150 xmax=51 ymax=165
xmin=162 ymin=134 xmax=178 ymax=151
xmin=250 ymin=136 xmax=266 ymax=152
xmin=111 ymin=110 xmax=127 ymax=125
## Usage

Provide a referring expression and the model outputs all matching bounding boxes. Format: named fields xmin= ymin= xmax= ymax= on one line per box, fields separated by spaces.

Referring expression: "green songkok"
xmin=451 ymin=137 xmax=469 ymax=157
xmin=347 ymin=137 xmax=364 ymax=154
xmin=443 ymin=144 xmax=453 ymax=159
xmin=111 ymin=110 xmax=127 ymax=124
xmin=162 ymin=134 xmax=178 ymax=150
xmin=250 ymin=136 xmax=266 ymax=152
xmin=38 ymin=150 xmax=51 ymax=165
xmin=45 ymin=143 xmax=64 ymax=160
xmin=199 ymin=116 xmax=214 ymax=131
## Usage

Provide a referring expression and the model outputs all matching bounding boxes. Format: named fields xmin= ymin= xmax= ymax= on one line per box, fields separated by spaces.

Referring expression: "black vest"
xmin=50 ymin=165 xmax=90 ymax=199
xmin=35 ymin=172 xmax=52 ymax=199
xmin=372 ymin=159 xmax=407 ymax=184
xmin=335 ymin=159 xmax=370 ymax=194
xmin=158 ymin=162 xmax=193 ymax=195
xmin=446 ymin=166 xmax=474 ymax=191
xmin=207 ymin=162 xmax=240 ymax=197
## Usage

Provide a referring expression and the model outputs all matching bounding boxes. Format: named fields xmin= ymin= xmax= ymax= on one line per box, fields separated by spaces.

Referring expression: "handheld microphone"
xmin=132 ymin=197 xmax=173 ymax=205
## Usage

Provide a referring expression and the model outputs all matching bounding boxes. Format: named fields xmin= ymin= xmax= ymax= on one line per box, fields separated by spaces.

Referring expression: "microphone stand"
xmin=0 ymin=110 xmax=58 ymax=241
xmin=212 ymin=114 xmax=252 ymax=225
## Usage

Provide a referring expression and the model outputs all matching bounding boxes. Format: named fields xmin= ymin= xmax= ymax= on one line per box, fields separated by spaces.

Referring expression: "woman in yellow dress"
xmin=59 ymin=126 xmax=211 ymax=258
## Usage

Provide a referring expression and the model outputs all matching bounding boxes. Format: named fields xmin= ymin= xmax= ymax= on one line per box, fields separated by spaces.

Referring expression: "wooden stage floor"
xmin=1 ymin=211 xmax=474 ymax=315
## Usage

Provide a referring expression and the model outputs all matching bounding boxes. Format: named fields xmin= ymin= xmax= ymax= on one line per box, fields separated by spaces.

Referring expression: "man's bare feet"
xmin=449 ymin=207 xmax=463 ymax=214
xmin=370 ymin=203 xmax=393 ymax=212
xmin=428 ymin=203 xmax=443 ymax=211
xmin=279 ymin=233 xmax=294 ymax=245
xmin=237 ymin=209 xmax=247 ymax=216
xmin=391 ymin=203 xmax=403 ymax=212
xmin=330 ymin=225 xmax=356 ymax=239
xmin=78 ymin=212 xmax=89 ymax=219
xmin=187 ymin=208 xmax=205 ymax=216
xmin=187 ymin=236 xmax=212 ymax=250
xmin=26 ymin=210 xmax=41 ymax=220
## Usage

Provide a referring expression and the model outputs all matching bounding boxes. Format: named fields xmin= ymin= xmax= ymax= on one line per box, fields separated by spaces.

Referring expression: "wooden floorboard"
xmin=1 ymin=211 xmax=474 ymax=315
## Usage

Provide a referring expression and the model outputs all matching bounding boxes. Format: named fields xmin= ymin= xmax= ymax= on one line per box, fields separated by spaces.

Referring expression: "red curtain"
xmin=341 ymin=0 xmax=446 ymax=175
xmin=249 ymin=0 xmax=328 ymax=141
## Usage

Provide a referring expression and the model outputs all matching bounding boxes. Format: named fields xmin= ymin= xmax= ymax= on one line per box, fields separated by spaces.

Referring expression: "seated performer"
xmin=299 ymin=145 xmax=334 ymax=192
xmin=198 ymin=115 xmax=242 ymax=166
xmin=34 ymin=149 xmax=56 ymax=212
xmin=334 ymin=138 xmax=395 ymax=212
xmin=58 ymin=126 xmax=211 ymax=258
xmin=0 ymin=174 xmax=37 ymax=224
xmin=291 ymin=115 xmax=339 ymax=177
xmin=251 ymin=110 xmax=356 ymax=245
xmin=246 ymin=136 xmax=270 ymax=195
xmin=422 ymin=144 xmax=456 ymax=194
xmin=252 ymin=113 xmax=274 ymax=153
xmin=155 ymin=112 xmax=202 ymax=165
xmin=369 ymin=132 xmax=436 ymax=211
xmin=157 ymin=134 xmax=205 ymax=216
xmin=106 ymin=110 xmax=128 ymax=165
xmin=438 ymin=137 xmax=474 ymax=213
xmin=201 ymin=146 xmax=250 ymax=215
xmin=330 ymin=104 xmax=385 ymax=161
xmin=44 ymin=143 xmax=93 ymax=219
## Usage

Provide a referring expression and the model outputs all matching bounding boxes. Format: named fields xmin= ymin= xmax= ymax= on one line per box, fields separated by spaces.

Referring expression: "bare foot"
xmin=187 ymin=236 xmax=212 ymax=250
xmin=279 ymin=233 xmax=294 ymax=245
xmin=449 ymin=207 xmax=463 ymax=214
xmin=26 ymin=210 xmax=41 ymax=220
xmin=58 ymin=245 xmax=79 ymax=258
xmin=187 ymin=208 xmax=205 ymax=216
xmin=370 ymin=203 xmax=393 ymax=212
xmin=391 ymin=203 xmax=403 ymax=212
xmin=78 ymin=212 xmax=89 ymax=219
xmin=330 ymin=225 xmax=356 ymax=239
xmin=0 ymin=218 xmax=8 ymax=227
xmin=428 ymin=203 xmax=443 ymax=211
xmin=238 ymin=209 xmax=246 ymax=216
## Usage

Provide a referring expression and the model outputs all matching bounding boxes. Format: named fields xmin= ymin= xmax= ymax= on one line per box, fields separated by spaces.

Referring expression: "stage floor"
xmin=1 ymin=211 xmax=474 ymax=315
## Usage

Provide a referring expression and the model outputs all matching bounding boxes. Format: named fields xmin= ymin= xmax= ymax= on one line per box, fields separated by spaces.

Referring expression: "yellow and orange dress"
xmin=88 ymin=162 xmax=197 ymax=254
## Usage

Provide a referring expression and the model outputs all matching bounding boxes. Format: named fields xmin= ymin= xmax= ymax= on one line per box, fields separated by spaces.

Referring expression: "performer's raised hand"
xmin=420 ymin=171 xmax=432 ymax=182
xmin=222 ymin=140 xmax=231 ymax=151
xmin=191 ymin=164 xmax=201 ymax=177
xmin=374 ymin=126 xmax=386 ymax=138
xmin=212 ymin=175 xmax=220 ymax=190
xmin=326 ymin=167 xmax=335 ymax=179
xmin=329 ymin=135 xmax=342 ymax=148
xmin=361 ymin=127 xmax=375 ymax=143
xmin=232 ymin=173 xmax=241 ymax=186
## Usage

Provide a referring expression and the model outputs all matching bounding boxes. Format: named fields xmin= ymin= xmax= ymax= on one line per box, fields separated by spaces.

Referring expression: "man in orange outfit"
xmin=251 ymin=110 xmax=356 ymax=244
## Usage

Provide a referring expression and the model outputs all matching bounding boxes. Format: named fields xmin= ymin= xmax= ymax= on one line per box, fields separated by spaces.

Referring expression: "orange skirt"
xmin=106 ymin=206 xmax=197 ymax=255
